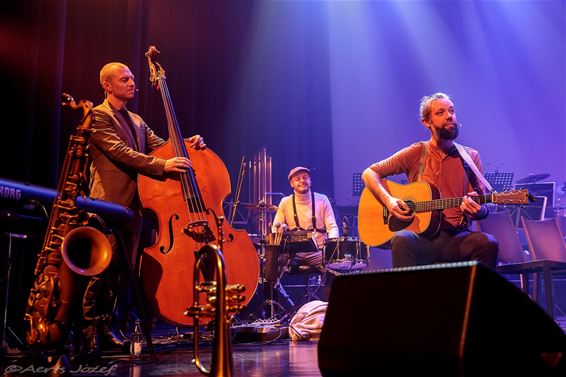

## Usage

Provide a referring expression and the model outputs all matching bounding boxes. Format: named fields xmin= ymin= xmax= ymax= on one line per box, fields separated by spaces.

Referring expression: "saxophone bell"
xmin=61 ymin=226 xmax=112 ymax=276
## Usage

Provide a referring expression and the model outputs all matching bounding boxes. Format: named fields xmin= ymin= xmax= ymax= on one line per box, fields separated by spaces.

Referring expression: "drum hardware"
xmin=255 ymin=230 xmax=323 ymax=321
xmin=260 ymin=240 xmax=295 ymax=320
xmin=229 ymin=156 xmax=246 ymax=227
xmin=241 ymin=233 xmax=289 ymax=321
xmin=323 ymin=237 xmax=369 ymax=271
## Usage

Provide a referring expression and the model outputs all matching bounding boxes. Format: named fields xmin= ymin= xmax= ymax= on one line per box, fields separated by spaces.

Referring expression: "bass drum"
xmin=323 ymin=237 xmax=369 ymax=271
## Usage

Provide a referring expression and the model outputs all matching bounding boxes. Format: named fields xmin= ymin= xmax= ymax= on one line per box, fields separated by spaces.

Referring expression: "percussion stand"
xmin=261 ymin=242 xmax=294 ymax=321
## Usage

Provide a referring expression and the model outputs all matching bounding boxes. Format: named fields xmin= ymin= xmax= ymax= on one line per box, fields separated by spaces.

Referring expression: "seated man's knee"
xmin=390 ymin=230 xmax=419 ymax=267
xmin=391 ymin=230 xmax=418 ymax=247
xmin=476 ymin=232 xmax=499 ymax=251
xmin=471 ymin=232 xmax=499 ymax=267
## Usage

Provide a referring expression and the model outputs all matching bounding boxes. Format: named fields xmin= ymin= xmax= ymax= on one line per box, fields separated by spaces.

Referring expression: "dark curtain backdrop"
xmin=0 ymin=0 xmax=334 ymax=200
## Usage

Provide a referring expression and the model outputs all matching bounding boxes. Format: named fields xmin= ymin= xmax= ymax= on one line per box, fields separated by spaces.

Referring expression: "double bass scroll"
xmin=138 ymin=46 xmax=259 ymax=326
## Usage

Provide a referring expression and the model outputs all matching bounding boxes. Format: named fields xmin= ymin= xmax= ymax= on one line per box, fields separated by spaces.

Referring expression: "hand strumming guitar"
xmin=385 ymin=196 xmax=414 ymax=221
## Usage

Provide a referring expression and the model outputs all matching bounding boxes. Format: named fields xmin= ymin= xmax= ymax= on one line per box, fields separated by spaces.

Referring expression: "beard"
xmin=439 ymin=125 xmax=458 ymax=140
xmin=294 ymin=186 xmax=310 ymax=195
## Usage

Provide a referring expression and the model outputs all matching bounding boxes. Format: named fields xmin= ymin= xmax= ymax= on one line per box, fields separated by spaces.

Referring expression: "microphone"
xmin=342 ymin=216 xmax=349 ymax=237
xmin=458 ymin=123 xmax=463 ymax=128
xmin=135 ymin=88 xmax=140 ymax=93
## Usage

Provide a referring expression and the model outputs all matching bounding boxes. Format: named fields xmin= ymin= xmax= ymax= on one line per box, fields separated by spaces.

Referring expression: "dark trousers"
xmin=390 ymin=229 xmax=499 ymax=269
xmin=83 ymin=201 xmax=143 ymax=325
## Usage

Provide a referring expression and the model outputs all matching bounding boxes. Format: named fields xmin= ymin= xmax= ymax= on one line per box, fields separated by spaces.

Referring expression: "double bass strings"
xmin=158 ymin=76 xmax=208 ymax=233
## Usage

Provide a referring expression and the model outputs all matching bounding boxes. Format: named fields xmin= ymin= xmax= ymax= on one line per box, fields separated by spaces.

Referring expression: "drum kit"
xmin=240 ymin=202 xmax=371 ymax=320
xmin=242 ymin=200 xmax=371 ymax=275
xmin=258 ymin=232 xmax=370 ymax=320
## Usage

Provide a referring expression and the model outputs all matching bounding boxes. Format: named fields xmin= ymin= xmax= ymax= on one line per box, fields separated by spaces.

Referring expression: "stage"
xmin=3 ymin=316 xmax=566 ymax=377
xmin=2 ymin=337 xmax=322 ymax=377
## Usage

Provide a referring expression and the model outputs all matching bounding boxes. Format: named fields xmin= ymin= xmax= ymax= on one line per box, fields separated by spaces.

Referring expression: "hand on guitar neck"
xmin=460 ymin=191 xmax=485 ymax=219
xmin=388 ymin=190 xmax=484 ymax=222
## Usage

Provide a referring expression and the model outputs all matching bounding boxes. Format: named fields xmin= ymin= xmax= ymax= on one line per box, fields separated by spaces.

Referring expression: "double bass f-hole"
xmin=160 ymin=213 xmax=179 ymax=254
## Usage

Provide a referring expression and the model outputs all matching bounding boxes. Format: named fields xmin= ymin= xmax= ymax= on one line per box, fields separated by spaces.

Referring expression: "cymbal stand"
xmin=229 ymin=156 xmax=246 ymax=226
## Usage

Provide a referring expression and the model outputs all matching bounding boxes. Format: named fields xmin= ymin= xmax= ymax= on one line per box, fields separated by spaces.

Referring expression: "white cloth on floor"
xmin=288 ymin=300 xmax=328 ymax=341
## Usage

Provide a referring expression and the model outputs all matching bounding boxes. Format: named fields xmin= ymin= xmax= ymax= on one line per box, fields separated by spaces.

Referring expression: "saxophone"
xmin=24 ymin=93 xmax=112 ymax=347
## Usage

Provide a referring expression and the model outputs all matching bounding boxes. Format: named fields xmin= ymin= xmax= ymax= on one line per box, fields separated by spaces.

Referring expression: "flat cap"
xmin=288 ymin=166 xmax=310 ymax=180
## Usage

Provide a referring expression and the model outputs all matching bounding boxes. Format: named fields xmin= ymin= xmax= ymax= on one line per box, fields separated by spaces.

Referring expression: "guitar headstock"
xmin=146 ymin=45 xmax=166 ymax=90
xmin=492 ymin=189 xmax=531 ymax=205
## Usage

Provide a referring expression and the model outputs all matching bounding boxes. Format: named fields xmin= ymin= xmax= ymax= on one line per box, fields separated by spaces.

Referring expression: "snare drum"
xmin=323 ymin=237 xmax=369 ymax=270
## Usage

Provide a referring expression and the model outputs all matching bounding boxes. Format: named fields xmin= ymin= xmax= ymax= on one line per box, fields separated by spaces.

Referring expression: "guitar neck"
xmin=415 ymin=194 xmax=491 ymax=213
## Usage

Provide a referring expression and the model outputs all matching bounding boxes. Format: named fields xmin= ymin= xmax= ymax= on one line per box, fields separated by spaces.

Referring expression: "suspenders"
xmin=291 ymin=191 xmax=326 ymax=233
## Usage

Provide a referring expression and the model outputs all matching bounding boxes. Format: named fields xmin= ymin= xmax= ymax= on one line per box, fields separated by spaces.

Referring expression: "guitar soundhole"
xmin=386 ymin=200 xmax=416 ymax=232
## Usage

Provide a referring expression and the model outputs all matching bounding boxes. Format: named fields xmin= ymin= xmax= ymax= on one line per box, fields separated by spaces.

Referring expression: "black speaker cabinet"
xmin=318 ymin=262 xmax=566 ymax=376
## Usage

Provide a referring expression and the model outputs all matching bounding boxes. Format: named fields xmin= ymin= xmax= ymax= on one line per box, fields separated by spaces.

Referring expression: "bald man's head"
xmin=99 ymin=62 xmax=129 ymax=88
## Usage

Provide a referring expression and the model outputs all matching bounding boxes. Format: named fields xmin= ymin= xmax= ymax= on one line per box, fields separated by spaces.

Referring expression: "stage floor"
xmin=3 ymin=317 xmax=566 ymax=377
xmin=2 ymin=338 xmax=321 ymax=377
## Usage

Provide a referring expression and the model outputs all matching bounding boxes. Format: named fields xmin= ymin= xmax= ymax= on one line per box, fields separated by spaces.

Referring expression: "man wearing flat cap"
xmin=272 ymin=166 xmax=339 ymax=268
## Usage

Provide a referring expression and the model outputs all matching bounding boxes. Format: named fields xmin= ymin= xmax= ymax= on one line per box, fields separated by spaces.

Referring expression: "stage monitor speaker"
xmin=318 ymin=262 xmax=566 ymax=376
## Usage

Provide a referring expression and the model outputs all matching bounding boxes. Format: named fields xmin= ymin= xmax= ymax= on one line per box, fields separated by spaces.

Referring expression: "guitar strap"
xmin=454 ymin=143 xmax=493 ymax=193
xmin=417 ymin=141 xmax=428 ymax=182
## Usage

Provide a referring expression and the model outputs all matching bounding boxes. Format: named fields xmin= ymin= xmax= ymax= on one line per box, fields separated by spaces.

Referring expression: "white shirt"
xmin=272 ymin=190 xmax=339 ymax=249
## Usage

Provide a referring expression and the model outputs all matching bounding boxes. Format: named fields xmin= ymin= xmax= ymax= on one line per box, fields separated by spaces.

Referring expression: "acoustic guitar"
xmin=358 ymin=179 xmax=531 ymax=247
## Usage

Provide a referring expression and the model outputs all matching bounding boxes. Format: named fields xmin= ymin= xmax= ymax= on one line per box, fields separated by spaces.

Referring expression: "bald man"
xmin=82 ymin=62 xmax=204 ymax=356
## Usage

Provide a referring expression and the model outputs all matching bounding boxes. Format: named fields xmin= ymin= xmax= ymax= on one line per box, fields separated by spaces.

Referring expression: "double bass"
xmin=138 ymin=46 xmax=259 ymax=325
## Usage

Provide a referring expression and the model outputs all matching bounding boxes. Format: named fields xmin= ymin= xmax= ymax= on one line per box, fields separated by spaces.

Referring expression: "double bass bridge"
xmin=183 ymin=220 xmax=216 ymax=243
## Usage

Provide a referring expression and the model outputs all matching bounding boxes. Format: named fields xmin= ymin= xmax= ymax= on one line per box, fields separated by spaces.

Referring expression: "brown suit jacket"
xmin=89 ymin=99 xmax=166 ymax=207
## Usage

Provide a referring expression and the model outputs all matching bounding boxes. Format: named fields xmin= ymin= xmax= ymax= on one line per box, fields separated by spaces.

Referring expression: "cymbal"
xmin=515 ymin=173 xmax=550 ymax=184
xmin=239 ymin=202 xmax=278 ymax=211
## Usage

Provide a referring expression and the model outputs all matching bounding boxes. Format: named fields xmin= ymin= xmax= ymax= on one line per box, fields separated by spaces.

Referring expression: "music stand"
xmin=282 ymin=231 xmax=318 ymax=254
xmin=485 ymin=172 xmax=514 ymax=192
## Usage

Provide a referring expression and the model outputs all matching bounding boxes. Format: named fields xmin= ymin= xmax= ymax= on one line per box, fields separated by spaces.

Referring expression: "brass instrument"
xmin=186 ymin=244 xmax=246 ymax=377
xmin=24 ymin=93 xmax=112 ymax=346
